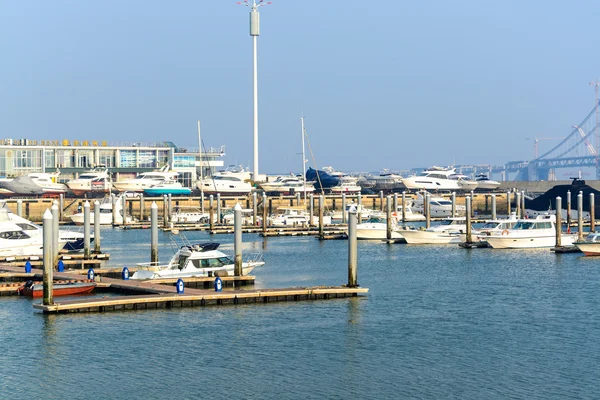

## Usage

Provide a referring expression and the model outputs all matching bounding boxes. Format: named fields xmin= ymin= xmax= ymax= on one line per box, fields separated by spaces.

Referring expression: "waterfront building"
xmin=0 ymin=138 xmax=226 ymax=188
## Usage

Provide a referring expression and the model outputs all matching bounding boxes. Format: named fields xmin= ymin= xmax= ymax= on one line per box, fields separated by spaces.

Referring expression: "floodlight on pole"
xmin=238 ymin=0 xmax=272 ymax=182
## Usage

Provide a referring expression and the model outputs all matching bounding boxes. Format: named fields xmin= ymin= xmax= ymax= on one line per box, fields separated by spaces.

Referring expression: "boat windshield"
xmin=481 ymin=222 xmax=500 ymax=229
xmin=78 ymin=174 xmax=100 ymax=180
xmin=214 ymin=176 xmax=241 ymax=182
xmin=585 ymin=233 xmax=600 ymax=242
xmin=366 ymin=217 xmax=386 ymax=223
xmin=197 ymin=257 xmax=232 ymax=268
xmin=514 ymin=221 xmax=552 ymax=230
xmin=0 ymin=230 xmax=31 ymax=240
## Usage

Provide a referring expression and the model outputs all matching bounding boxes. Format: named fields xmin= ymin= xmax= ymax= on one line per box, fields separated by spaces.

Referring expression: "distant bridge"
xmin=495 ymin=101 xmax=600 ymax=180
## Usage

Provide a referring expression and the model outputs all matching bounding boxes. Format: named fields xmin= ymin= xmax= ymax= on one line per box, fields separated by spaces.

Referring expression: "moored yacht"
xmin=356 ymin=216 xmax=404 ymax=240
xmin=400 ymin=217 xmax=469 ymax=244
xmin=449 ymin=174 xmax=478 ymax=191
xmin=70 ymin=194 xmax=133 ymax=225
xmin=475 ymin=174 xmax=501 ymax=191
xmin=260 ymin=174 xmax=315 ymax=195
xmin=198 ymin=165 xmax=253 ymax=196
xmin=66 ymin=166 xmax=112 ymax=196
xmin=143 ymin=180 xmax=191 ymax=197
xmin=113 ymin=164 xmax=179 ymax=192
xmin=0 ymin=208 xmax=67 ymax=256
xmin=485 ymin=214 xmax=577 ymax=249
xmin=402 ymin=166 xmax=460 ymax=191
xmin=411 ymin=192 xmax=466 ymax=217
xmin=131 ymin=242 xmax=264 ymax=280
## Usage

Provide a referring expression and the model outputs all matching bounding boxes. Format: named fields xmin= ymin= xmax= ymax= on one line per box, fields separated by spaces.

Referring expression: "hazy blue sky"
xmin=1 ymin=0 xmax=599 ymax=175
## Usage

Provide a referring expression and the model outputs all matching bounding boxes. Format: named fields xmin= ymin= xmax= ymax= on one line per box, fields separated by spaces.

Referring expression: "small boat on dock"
xmin=573 ymin=232 xmax=600 ymax=256
xmin=17 ymin=280 xmax=96 ymax=298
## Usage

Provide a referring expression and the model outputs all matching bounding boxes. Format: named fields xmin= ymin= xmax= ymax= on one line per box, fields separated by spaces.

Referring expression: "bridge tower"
xmin=590 ymin=80 xmax=600 ymax=178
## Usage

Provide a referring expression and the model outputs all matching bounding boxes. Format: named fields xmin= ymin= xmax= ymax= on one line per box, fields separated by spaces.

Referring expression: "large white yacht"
xmin=0 ymin=208 xmax=67 ymax=257
xmin=260 ymin=174 xmax=315 ymax=195
xmin=400 ymin=217 xmax=469 ymax=244
xmin=356 ymin=216 xmax=404 ymax=240
xmin=66 ymin=166 xmax=112 ymax=196
xmin=197 ymin=165 xmax=253 ymax=196
xmin=449 ymin=173 xmax=478 ymax=191
xmin=28 ymin=172 xmax=69 ymax=196
xmin=411 ymin=192 xmax=466 ymax=217
xmin=113 ymin=164 xmax=179 ymax=192
xmin=485 ymin=214 xmax=577 ymax=249
xmin=402 ymin=166 xmax=460 ymax=191
xmin=475 ymin=174 xmax=501 ymax=191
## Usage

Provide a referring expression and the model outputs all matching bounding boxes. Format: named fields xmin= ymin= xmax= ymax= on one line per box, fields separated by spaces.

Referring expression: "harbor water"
xmin=2 ymin=228 xmax=600 ymax=399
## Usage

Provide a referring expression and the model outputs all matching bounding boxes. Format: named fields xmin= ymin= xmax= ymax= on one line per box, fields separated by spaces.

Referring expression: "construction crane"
xmin=573 ymin=125 xmax=597 ymax=156
xmin=525 ymin=135 xmax=563 ymax=159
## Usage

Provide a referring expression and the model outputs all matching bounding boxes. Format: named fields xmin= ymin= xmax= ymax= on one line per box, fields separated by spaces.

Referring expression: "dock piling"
xmin=252 ymin=192 xmax=258 ymax=227
xmin=84 ymin=201 xmax=91 ymax=258
xmin=59 ymin=194 xmax=64 ymax=221
xmin=491 ymin=194 xmax=497 ymax=220
xmin=319 ymin=195 xmax=324 ymax=236
xmin=209 ymin=195 xmax=214 ymax=231
xmin=507 ymin=190 xmax=511 ymax=216
xmin=262 ymin=193 xmax=268 ymax=233
xmin=309 ymin=194 xmax=314 ymax=227
xmin=151 ymin=202 xmax=158 ymax=264
xmin=342 ymin=193 xmax=347 ymax=224
xmin=216 ymin=193 xmax=221 ymax=224
xmin=348 ymin=207 xmax=358 ymax=287
xmin=386 ymin=195 xmax=392 ymax=241
xmin=139 ymin=194 xmax=145 ymax=221
xmin=17 ymin=199 xmax=23 ymax=217
xmin=555 ymin=197 xmax=562 ymax=248
xmin=591 ymin=193 xmax=595 ymax=233
xmin=43 ymin=209 xmax=53 ymax=305
xmin=163 ymin=195 xmax=169 ymax=228
xmin=234 ymin=203 xmax=243 ymax=276
xmin=566 ymin=190 xmax=572 ymax=227
xmin=470 ymin=190 xmax=475 ymax=218
xmin=578 ymin=191 xmax=583 ymax=241
xmin=401 ymin=191 xmax=406 ymax=222
xmin=122 ymin=194 xmax=128 ymax=227
xmin=425 ymin=193 xmax=431 ymax=229
xmin=465 ymin=196 xmax=472 ymax=244
xmin=357 ymin=193 xmax=362 ymax=222
xmin=94 ymin=200 xmax=101 ymax=253
xmin=51 ymin=201 xmax=59 ymax=265
xmin=111 ymin=194 xmax=117 ymax=225
xmin=520 ymin=190 xmax=525 ymax=219
xmin=516 ymin=192 xmax=521 ymax=219
xmin=379 ymin=191 xmax=384 ymax=211
xmin=451 ymin=192 xmax=456 ymax=217
xmin=393 ymin=193 xmax=398 ymax=215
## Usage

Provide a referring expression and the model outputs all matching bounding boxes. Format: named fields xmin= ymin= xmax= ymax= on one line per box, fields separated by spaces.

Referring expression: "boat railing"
xmin=244 ymin=252 xmax=264 ymax=264
xmin=135 ymin=261 xmax=170 ymax=271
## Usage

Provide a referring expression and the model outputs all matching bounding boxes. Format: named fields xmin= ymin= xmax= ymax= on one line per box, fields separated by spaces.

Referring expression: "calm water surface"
xmin=1 ymin=227 xmax=600 ymax=399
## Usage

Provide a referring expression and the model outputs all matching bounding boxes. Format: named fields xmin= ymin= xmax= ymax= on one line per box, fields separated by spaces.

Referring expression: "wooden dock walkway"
xmin=0 ymin=265 xmax=368 ymax=312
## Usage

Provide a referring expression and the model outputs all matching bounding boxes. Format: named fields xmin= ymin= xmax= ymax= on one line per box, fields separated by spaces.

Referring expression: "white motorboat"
xmin=143 ymin=180 xmax=192 ymax=197
xmin=113 ymin=164 xmax=179 ymax=192
xmin=361 ymin=170 xmax=405 ymax=193
xmin=1 ymin=204 xmax=90 ymax=252
xmin=260 ymin=174 xmax=315 ymax=195
xmin=329 ymin=203 xmax=377 ymax=222
xmin=69 ymin=194 xmax=133 ymax=225
xmin=475 ymin=174 xmax=501 ymax=191
xmin=355 ymin=216 xmax=404 ymax=240
xmin=28 ymin=172 xmax=69 ymax=196
xmin=269 ymin=207 xmax=332 ymax=226
xmin=402 ymin=166 xmax=461 ymax=191
xmin=131 ymin=242 xmax=264 ymax=280
xmin=393 ymin=203 xmax=426 ymax=222
xmin=319 ymin=166 xmax=362 ymax=195
xmin=198 ymin=165 xmax=253 ymax=196
xmin=0 ymin=208 xmax=67 ymax=257
xmin=171 ymin=206 xmax=210 ymax=224
xmin=400 ymin=217 xmax=469 ymax=244
xmin=485 ymin=214 xmax=577 ymax=249
xmin=66 ymin=166 xmax=112 ymax=196
xmin=457 ymin=213 xmax=519 ymax=244
xmin=574 ymin=233 xmax=600 ymax=256
xmin=449 ymin=174 xmax=478 ymax=191
xmin=411 ymin=192 xmax=466 ymax=217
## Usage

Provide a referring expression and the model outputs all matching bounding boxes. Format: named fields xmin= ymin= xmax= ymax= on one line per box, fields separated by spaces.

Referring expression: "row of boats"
xmin=355 ymin=212 xmax=600 ymax=254
xmin=0 ymin=165 xmax=501 ymax=198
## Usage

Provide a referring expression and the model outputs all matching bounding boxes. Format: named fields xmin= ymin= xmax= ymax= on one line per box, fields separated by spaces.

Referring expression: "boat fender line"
xmin=501 ymin=229 xmax=509 ymax=236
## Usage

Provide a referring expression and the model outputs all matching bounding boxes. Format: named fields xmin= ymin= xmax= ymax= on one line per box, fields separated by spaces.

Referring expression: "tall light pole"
xmin=590 ymin=79 xmax=600 ymax=178
xmin=238 ymin=0 xmax=271 ymax=182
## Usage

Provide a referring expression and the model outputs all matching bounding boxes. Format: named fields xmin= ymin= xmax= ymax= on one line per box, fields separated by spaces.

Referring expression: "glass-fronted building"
xmin=0 ymin=139 xmax=226 ymax=187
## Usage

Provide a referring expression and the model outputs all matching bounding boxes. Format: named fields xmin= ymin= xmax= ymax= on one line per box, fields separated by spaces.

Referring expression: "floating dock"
xmin=0 ymin=265 xmax=368 ymax=313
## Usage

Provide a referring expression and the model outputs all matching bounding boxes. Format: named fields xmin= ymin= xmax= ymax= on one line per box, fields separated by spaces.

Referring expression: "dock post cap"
xmin=151 ymin=202 xmax=158 ymax=209
xmin=234 ymin=203 xmax=242 ymax=211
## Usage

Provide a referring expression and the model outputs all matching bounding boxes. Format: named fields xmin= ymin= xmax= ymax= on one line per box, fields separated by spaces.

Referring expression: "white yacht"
xmin=198 ymin=165 xmax=253 ymax=196
xmin=319 ymin=166 xmax=362 ymax=195
xmin=69 ymin=194 xmax=132 ymax=225
xmin=449 ymin=174 xmax=478 ymax=191
xmin=355 ymin=216 xmax=404 ymax=240
xmin=411 ymin=192 xmax=466 ymax=217
xmin=475 ymin=174 xmax=501 ymax=191
xmin=113 ymin=164 xmax=179 ymax=192
xmin=402 ymin=166 xmax=460 ymax=191
xmin=0 ymin=208 xmax=67 ymax=257
xmin=457 ymin=213 xmax=519 ymax=244
xmin=269 ymin=207 xmax=332 ymax=226
xmin=485 ymin=214 xmax=577 ymax=249
xmin=28 ymin=172 xmax=69 ymax=196
xmin=260 ymin=175 xmax=315 ymax=195
xmin=400 ymin=217 xmax=469 ymax=244
xmin=66 ymin=166 xmax=112 ymax=196
xmin=393 ymin=203 xmax=426 ymax=222
xmin=131 ymin=242 xmax=264 ymax=280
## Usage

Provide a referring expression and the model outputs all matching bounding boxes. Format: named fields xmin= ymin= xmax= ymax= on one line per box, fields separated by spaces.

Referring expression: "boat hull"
xmin=486 ymin=234 xmax=577 ymax=249
xmin=19 ymin=282 xmax=96 ymax=298
xmin=574 ymin=242 xmax=600 ymax=256
xmin=400 ymin=229 xmax=463 ymax=244
xmin=143 ymin=188 xmax=192 ymax=196
xmin=356 ymin=224 xmax=404 ymax=240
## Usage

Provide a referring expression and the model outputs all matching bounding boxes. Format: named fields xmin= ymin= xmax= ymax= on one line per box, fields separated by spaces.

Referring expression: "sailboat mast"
xmin=301 ymin=116 xmax=307 ymax=203
xmin=197 ymin=120 xmax=204 ymax=213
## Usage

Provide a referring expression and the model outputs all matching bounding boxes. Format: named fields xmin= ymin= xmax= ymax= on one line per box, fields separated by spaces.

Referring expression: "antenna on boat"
xmin=197 ymin=120 xmax=204 ymax=212
xmin=301 ymin=114 xmax=307 ymax=203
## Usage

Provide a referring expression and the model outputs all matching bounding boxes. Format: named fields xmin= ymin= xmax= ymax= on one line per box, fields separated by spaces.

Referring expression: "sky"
xmin=1 ymin=0 xmax=599 ymax=176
